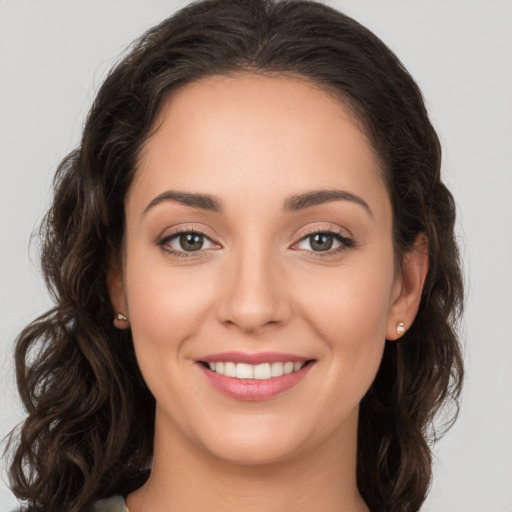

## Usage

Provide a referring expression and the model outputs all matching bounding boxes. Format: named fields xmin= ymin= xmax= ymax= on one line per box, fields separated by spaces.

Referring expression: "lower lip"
xmin=197 ymin=362 xmax=314 ymax=401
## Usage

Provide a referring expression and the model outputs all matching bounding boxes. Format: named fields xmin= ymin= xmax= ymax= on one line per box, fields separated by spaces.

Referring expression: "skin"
xmin=109 ymin=74 xmax=428 ymax=512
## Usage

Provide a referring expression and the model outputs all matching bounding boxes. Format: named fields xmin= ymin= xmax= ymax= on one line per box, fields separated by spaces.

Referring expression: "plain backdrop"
xmin=1 ymin=1 xmax=511 ymax=511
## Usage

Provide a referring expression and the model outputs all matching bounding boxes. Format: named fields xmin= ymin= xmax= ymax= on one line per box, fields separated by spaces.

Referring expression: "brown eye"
xmin=158 ymin=231 xmax=218 ymax=255
xmin=309 ymin=233 xmax=334 ymax=251
xmin=179 ymin=233 xmax=204 ymax=251
xmin=292 ymin=230 xmax=354 ymax=255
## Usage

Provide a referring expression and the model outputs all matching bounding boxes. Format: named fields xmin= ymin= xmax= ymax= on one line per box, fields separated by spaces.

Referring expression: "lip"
xmin=199 ymin=351 xmax=310 ymax=365
xmin=196 ymin=354 xmax=315 ymax=401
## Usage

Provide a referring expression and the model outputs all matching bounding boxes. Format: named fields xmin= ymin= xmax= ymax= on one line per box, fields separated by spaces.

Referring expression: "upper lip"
xmin=199 ymin=351 xmax=311 ymax=365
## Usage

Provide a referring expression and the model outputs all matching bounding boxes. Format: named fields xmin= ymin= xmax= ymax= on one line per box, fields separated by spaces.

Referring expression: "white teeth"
xmin=206 ymin=361 xmax=306 ymax=379
xmin=254 ymin=363 xmax=271 ymax=379
xmin=271 ymin=362 xmax=283 ymax=377
xmin=283 ymin=362 xmax=294 ymax=374
xmin=224 ymin=362 xmax=237 ymax=377
xmin=236 ymin=363 xmax=254 ymax=379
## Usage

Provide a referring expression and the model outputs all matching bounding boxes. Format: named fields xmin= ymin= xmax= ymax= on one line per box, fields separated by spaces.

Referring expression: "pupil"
xmin=311 ymin=233 xmax=333 ymax=251
xmin=180 ymin=233 xmax=203 ymax=251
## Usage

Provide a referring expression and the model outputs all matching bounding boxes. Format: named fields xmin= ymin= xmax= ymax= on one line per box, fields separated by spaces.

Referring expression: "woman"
xmin=7 ymin=0 xmax=463 ymax=511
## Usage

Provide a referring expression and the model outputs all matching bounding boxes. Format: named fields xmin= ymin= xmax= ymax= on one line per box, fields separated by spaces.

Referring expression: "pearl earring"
xmin=396 ymin=322 xmax=405 ymax=335
xmin=116 ymin=313 xmax=128 ymax=322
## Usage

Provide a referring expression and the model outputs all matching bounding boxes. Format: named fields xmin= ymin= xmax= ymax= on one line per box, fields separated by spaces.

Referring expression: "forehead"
xmin=131 ymin=73 xmax=389 ymax=217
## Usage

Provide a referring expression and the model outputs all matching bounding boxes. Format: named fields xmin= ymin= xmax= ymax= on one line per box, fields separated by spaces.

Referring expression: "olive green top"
xmin=92 ymin=496 xmax=129 ymax=512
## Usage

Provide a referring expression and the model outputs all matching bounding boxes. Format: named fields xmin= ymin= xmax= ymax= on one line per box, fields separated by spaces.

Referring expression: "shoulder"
xmin=91 ymin=496 xmax=129 ymax=512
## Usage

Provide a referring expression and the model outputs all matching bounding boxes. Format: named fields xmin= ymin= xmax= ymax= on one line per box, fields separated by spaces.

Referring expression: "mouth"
xmin=196 ymin=353 xmax=316 ymax=400
xmin=199 ymin=360 xmax=313 ymax=379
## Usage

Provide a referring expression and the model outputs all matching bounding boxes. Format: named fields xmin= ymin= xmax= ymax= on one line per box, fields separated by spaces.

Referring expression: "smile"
xmin=197 ymin=352 xmax=315 ymax=401
xmin=205 ymin=361 xmax=306 ymax=379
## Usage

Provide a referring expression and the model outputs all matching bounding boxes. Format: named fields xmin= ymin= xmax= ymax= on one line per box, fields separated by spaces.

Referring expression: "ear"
xmin=386 ymin=234 xmax=429 ymax=340
xmin=107 ymin=260 xmax=130 ymax=330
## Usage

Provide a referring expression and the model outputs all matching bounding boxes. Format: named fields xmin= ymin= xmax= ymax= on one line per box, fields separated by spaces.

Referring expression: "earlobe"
xmin=107 ymin=263 xmax=130 ymax=330
xmin=386 ymin=234 xmax=429 ymax=340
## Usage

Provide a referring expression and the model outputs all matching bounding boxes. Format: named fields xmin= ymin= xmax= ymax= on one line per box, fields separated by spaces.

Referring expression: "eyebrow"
xmin=143 ymin=188 xmax=372 ymax=217
xmin=283 ymin=189 xmax=372 ymax=217
xmin=143 ymin=191 xmax=224 ymax=214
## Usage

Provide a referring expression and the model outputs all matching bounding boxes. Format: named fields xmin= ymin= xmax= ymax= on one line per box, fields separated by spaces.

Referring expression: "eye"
xmin=158 ymin=231 xmax=219 ymax=254
xmin=292 ymin=230 xmax=354 ymax=254
xmin=304 ymin=233 xmax=336 ymax=251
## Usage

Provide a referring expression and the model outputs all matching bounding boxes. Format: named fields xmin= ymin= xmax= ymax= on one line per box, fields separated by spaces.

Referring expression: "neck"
xmin=127 ymin=408 xmax=369 ymax=512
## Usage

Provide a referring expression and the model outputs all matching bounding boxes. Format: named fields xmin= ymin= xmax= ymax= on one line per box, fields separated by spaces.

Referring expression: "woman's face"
xmin=112 ymin=74 xmax=405 ymax=465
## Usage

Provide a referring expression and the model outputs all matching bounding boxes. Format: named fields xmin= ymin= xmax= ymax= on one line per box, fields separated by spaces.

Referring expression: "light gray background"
xmin=1 ymin=1 xmax=511 ymax=510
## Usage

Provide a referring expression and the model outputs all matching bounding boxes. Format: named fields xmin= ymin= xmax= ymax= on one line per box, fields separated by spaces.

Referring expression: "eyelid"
xmin=294 ymin=220 xmax=353 ymax=238
xmin=156 ymin=225 xmax=222 ymax=256
xmin=290 ymin=225 xmax=355 ymax=253
xmin=168 ymin=232 xmax=217 ymax=251
xmin=155 ymin=223 xmax=355 ymax=257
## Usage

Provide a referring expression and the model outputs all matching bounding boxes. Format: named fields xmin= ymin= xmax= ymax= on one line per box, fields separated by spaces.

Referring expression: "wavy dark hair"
xmin=7 ymin=1 xmax=464 ymax=511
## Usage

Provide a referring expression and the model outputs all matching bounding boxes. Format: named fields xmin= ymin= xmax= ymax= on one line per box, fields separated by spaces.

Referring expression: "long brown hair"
xmin=7 ymin=1 xmax=463 ymax=511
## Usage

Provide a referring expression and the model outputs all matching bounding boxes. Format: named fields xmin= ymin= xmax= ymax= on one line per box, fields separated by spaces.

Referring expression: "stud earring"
xmin=116 ymin=313 xmax=128 ymax=322
xmin=396 ymin=321 xmax=405 ymax=335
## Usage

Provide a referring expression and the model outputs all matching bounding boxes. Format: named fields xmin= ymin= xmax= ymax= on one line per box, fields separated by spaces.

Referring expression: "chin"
xmin=205 ymin=431 xmax=304 ymax=467
xmin=176 ymin=409 xmax=312 ymax=467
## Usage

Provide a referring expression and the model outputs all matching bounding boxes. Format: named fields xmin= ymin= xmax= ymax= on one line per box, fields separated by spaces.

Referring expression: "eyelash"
xmin=291 ymin=228 xmax=355 ymax=257
xmin=156 ymin=227 xmax=355 ymax=258
xmin=156 ymin=228 xmax=218 ymax=258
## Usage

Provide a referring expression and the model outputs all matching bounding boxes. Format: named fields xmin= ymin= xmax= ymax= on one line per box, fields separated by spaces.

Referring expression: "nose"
xmin=216 ymin=244 xmax=292 ymax=334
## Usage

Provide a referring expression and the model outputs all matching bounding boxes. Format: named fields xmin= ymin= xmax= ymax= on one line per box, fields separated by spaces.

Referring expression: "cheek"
xmin=123 ymin=257 xmax=222 ymax=424
xmin=123 ymin=249 xmax=217 ymax=365
xmin=297 ymin=253 xmax=395 ymax=393
xmin=302 ymin=254 xmax=394 ymax=333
